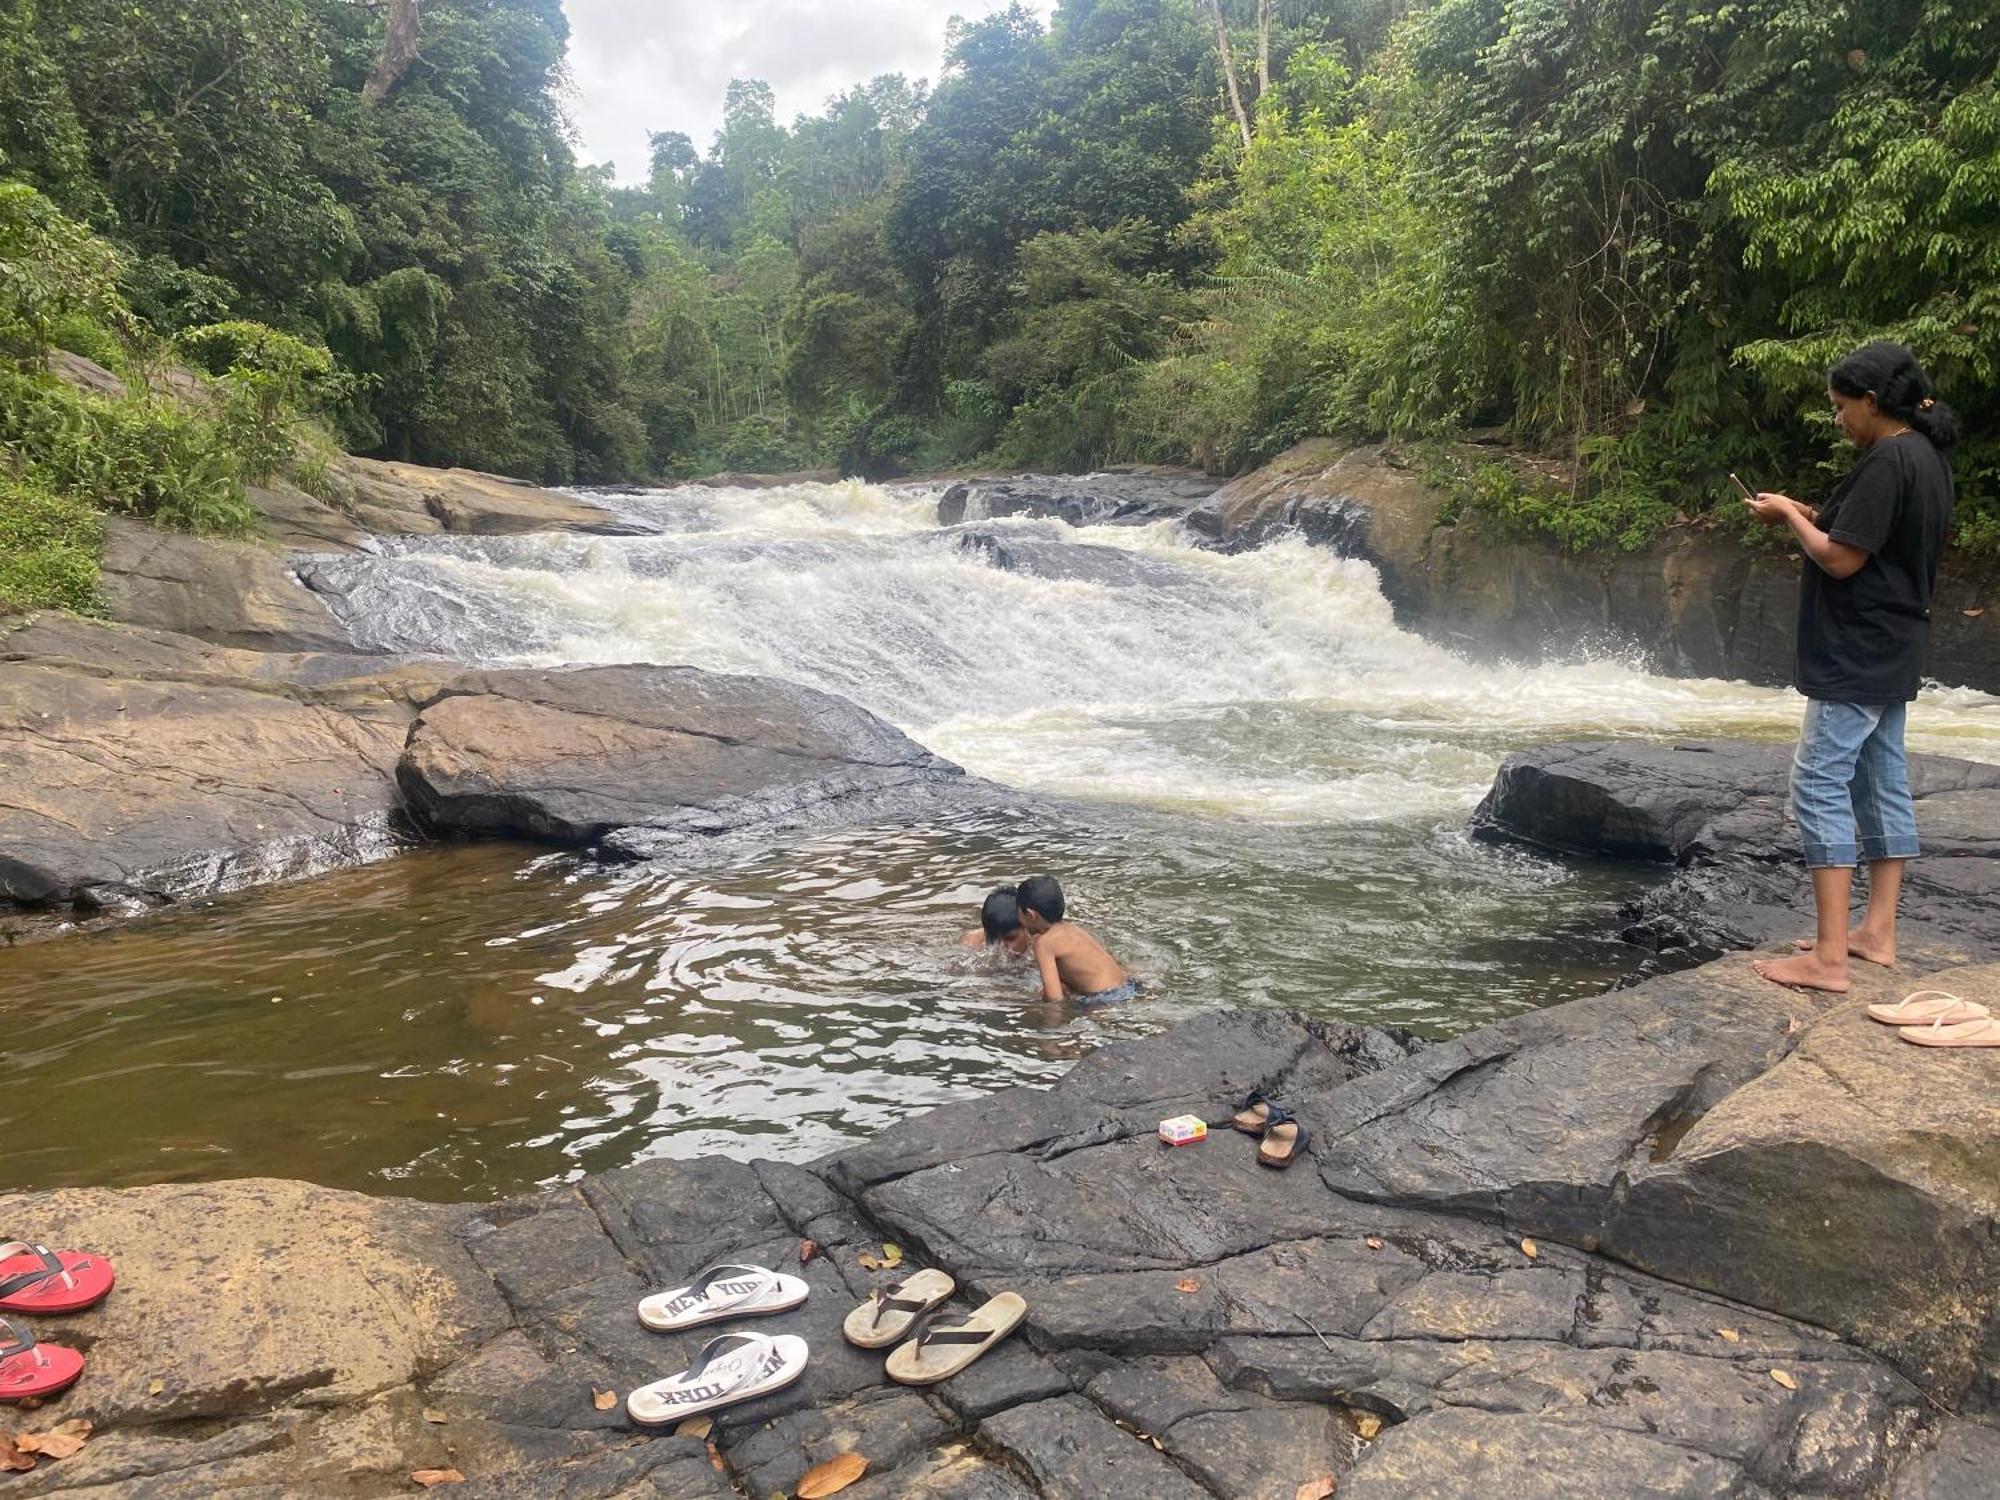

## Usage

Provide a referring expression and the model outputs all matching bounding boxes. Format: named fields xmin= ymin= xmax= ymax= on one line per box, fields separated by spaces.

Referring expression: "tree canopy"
xmin=1 ymin=0 xmax=1994 ymax=545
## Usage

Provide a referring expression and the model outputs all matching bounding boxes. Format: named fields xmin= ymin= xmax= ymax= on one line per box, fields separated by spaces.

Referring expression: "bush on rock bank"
xmin=0 ymin=183 xmax=339 ymax=613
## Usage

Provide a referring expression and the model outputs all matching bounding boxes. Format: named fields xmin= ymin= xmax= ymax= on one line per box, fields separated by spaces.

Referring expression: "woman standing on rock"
xmin=1743 ymin=342 xmax=1958 ymax=994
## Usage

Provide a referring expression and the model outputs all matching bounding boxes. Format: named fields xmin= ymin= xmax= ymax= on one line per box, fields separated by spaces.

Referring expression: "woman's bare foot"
xmin=1752 ymin=951 xmax=1852 ymax=993
xmin=1793 ymin=932 xmax=1895 ymax=967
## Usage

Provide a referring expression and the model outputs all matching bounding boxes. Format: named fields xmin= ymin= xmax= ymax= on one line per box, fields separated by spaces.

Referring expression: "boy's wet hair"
xmin=1014 ymin=875 xmax=1065 ymax=923
xmin=980 ymin=888 xmax=1021 ymax=941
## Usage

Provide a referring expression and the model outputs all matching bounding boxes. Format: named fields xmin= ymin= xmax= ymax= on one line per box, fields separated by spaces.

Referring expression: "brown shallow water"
xmin=0 ymin=803 xmax=1657 ymax=1201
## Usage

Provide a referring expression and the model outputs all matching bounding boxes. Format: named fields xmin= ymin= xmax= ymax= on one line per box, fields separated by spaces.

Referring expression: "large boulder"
xmin=1605 ymin=962 xmax=2000 ymax=1407
xmin=330 ymin=456 xmax=654 ymax=537
xmin=397 ymin=665 xmax=965 ymax=846
xmin=98 ymin=516 xmax=357 ymax=652
xmin=936 ymin=471 xmax=1214 ymax=529
xmin=0 ymin=618 xmax=415 ymax=909
xmin=1475 ymin=739 xmax=2000 ymax=958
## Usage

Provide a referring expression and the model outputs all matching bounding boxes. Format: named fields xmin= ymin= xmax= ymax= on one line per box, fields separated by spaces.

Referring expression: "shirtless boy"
xmin=1013 ymin=875 xmax=1135 ymax=1004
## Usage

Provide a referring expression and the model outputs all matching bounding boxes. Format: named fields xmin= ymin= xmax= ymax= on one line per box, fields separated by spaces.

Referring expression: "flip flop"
xmin=885 ymin=1292 xmax=1026 ymax=1385
xmin=1900 ymin=1015 xmax=2000 ymax=1048
xmin=0 ymin=1243 xmax=116 ymax=1315
xmin=625 ymin=1330 xmax=808 ymax=1426
xmin=637 ymin=1263 xmax=809 ymax=1332
xmin=842 ymin=1268 xmax=956 ymax=1349
xmin=1231 ymin=1090 xmax=1273 ymax=1135
xmin=1257 ymin=1103 xmax=1309 ymax=1170
xmin=1868 ymin=990 xmax=1991 ymax=1027
xmin=0 ymin=1319 xmax=84 ymax=1402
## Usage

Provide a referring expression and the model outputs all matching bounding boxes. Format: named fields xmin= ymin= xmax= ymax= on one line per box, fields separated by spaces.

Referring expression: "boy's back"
xmin=1013 ymin=875 xmax=1131 ymax=1002
xmin=1033 ymin=921 xmax=1128 ymax=1001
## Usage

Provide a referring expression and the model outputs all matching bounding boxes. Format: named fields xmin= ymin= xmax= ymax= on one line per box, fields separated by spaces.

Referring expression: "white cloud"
xmin=563 ymin=0 xmax=1057 ymax=183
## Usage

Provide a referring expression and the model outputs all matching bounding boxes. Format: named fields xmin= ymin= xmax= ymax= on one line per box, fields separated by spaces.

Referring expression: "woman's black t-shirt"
xmin=1795 ymin=433 xmax=1954 ymax=704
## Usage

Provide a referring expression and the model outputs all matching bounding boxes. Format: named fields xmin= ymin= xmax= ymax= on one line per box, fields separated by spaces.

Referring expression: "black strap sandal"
xmin=1256 ymin=1103 xmax=1309 ymax=1170
xmin=1232 ymin=1089 xmax=1273 ymax=1135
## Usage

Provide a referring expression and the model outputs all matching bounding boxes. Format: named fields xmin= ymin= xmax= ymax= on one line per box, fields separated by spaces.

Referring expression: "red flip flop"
xmin=0 ymin=1319 xmax=84 ymax=1402
xmin=0 ymin=1243 xmax=115 ymax=1315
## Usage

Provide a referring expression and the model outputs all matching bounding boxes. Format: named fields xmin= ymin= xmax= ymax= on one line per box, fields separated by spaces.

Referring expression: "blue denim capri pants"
xmin=1790 ymin=700 xmax=1922 ymax=869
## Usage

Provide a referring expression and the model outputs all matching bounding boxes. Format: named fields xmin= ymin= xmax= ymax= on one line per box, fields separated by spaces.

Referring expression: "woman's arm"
xmin=1745 ymin=492 xmax=1869 ymax=579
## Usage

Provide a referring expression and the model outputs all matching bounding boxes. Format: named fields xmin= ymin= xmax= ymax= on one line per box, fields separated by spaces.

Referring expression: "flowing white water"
xmin=310 ymin=476 xmax=2000 ymax=822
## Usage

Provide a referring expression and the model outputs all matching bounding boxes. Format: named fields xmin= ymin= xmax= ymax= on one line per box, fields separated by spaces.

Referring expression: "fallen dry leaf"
xmin=0 ymin=1435 xmax=35 ymax=1473
xmin=411 ymin=1469 xmax=465 ymax=1488
xmin=857 ymin=1251 xmax=883 ymax=1271
xmin=1355 ymin=1413 xmax=1383 ymax=1440
xmin=880 ymin=1243 xmax=904 ymax=1269
xmin=1964 ymin=607 xmax=1985 ymax=619
xmin=15 ymin=1419 xmax=92 ymax=1460
xmin=675 ymin=1416 xmax=714 ymax=1439
xmin=423 ymin=1408 xmax=450 ymax=1425
xmin=148 ymin=1378 xmax=166 ymax=1396
xmin=796 ymin=1452 xmax=868 ymax=1498
xmin=1296 ymin=1477 xmax=1338 ymax=1500
xmin=707 ymin=1440 xmax=726 ymax=1473
xmin=1771 ymin=1369 xmax=1799 ymax=1391
xmin=1150 ymin=1436 xmax=1165 ymax=1451
xmin=1363 ymin=1237 xmax=1384 ymax=1251
xmin=1716 ymin=1328 xmax=1741 ymax=1344
xmin=1520 ymin=1238 xmax=1539 ymax=1260
xmin=591 ymin=1388 xmax=617 ymax=1412
xmin=1174 ymin=1277 xmax=1201 ymax=1294
xmin=800 ymin=1238 xmax=820 ymax=1265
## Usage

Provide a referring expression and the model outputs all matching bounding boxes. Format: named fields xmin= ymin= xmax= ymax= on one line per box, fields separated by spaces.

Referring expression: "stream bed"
xmin=7 ymin=478 xmax=1998 ymax=1199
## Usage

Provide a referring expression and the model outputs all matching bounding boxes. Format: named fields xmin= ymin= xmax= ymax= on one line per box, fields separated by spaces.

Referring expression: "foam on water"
xmin=308 ymin=477 xmax=2000 ymax=823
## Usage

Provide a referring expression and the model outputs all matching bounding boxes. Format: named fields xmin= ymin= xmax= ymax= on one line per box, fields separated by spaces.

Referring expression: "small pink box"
xmin=1158 ymin=1115 xmax=1208 ymax=1147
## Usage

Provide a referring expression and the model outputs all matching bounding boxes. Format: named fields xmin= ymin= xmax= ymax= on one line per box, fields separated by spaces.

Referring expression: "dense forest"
xmin=2 ymin=0 xmax=1998 ymax=591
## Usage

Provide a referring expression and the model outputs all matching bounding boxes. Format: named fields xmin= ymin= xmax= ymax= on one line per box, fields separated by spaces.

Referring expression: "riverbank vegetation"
xmin=1 ymin=0 xmax=1995 ymax=555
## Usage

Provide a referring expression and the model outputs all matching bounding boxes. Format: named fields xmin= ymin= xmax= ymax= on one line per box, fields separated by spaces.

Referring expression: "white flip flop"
xmin=626 ymin=1330 xmax=808 ymax=1426
xmin=637 ymin=1262 xmax=810 ymax=1332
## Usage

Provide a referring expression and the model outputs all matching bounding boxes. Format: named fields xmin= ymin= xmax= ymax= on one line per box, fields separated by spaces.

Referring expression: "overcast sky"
xmin=564 ymin=1 xmax=1057 ymax=183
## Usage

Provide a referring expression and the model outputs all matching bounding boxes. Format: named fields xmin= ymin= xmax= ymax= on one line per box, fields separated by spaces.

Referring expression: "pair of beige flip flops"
xmin=840 ymin=1268 xmax=1026 ymax=1384
xmin=1867 ymin=990 xmax=2000 ymax=1047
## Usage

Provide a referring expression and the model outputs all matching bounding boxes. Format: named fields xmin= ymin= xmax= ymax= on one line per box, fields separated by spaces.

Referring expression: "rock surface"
xmin=97 ymin=516 xmax=358 ymax=653
xmin=1201 ymin=439 xmax=2000 ymax=693
xmin=398 ymin=665 xmax=965 ymax=845
xmin=328 ymin=457 xmax=654 ymax=538
xmin=937 ymin=471 xmax=1215 ymax=529
xmin=0 ymin=618 xmax=971 ymax=916
xmin=2 ymin=980 xmax=1989 ymax=1497
xmin=1476 ymin=739 xmax=2000 ymax=959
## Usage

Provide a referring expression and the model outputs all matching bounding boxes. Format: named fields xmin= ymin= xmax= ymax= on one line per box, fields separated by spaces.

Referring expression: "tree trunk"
xmin=363 ymin=0 xmax=422 ymax=106
xmin=1257 ymin=0 xmax=1271 ymax=100
xmin=1205 ymin=0 xmax=1253 ymax=149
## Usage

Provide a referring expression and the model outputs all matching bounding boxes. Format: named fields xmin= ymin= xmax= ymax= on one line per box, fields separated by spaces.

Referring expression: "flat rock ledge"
xmin=1475 ymin=739 xmax=2000 ymax=962
xmin=3 ymin=966 xmax=1994 ymax=1499
xmin=0 ymin=615 xmax=965 ymax=916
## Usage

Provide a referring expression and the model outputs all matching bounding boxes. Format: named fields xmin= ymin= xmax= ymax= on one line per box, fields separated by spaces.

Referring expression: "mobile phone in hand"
xmin=1729 ymin=472 xmax=1756 ymax=502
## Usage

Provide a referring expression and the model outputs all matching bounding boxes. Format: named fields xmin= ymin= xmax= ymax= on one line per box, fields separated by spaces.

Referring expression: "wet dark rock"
xmin=2 ymin=975 xmax=1986 ymax=1495
xmin=944 ymin=526 xmax=1194 ymax=589
xmin=397 ymin=664 xmax=965 ymax=847
xmin=936 ymin=471 xmax=1215 ymax=529
xmin=1476 ymin=739 xmax=2000 ymax=960
xmin=0 ymin=621 xmax=976 ymax=920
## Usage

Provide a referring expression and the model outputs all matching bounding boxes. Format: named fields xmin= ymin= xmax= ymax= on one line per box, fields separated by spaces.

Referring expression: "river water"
xmin=7 ymin=479 xmax=1999 ymax=1199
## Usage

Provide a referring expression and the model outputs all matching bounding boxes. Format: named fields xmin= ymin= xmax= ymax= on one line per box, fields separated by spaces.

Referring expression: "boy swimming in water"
xmin=961 ymin=888 xmax=1030 ymax=956
xmin=1014 ymin=875 xmax=1135 ymax=1004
